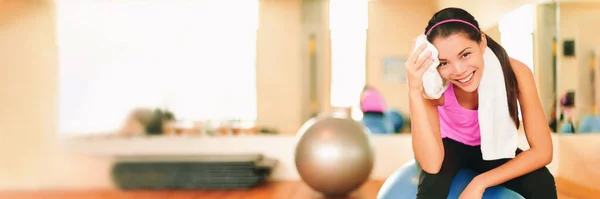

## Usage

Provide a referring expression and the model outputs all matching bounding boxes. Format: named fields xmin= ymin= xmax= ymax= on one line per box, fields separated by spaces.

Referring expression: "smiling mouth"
xmin=455 ymin=71 xmax=476 ymax=83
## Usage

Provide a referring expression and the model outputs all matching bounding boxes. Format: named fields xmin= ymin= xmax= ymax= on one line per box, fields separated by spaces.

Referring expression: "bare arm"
xmin=405 ymin=43 xmax=445 ymax=174
xmin=409 ymin=90 xmax=445 ymax=174
xmin=474 ymin=58 xmax=553 ymax=187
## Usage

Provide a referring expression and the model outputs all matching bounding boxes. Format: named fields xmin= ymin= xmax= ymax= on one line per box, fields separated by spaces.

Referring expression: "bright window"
xmin=329 ymin=0 xmax=368 ymax=119
xmin=499 ymin=4 xmax=535 ymax=72
xmin=56 ymin=1 xmax=259 ymax=136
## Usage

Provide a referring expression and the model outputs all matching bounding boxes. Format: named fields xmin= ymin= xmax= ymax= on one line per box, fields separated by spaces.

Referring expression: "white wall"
xmin=435 ymin=0 xmax=534 ymax=30
xmin=0 ymin=0 xmax=60 ymax=190
xmin=0 ymin=0 xmax=115 ymax=190
xmin=366 ymin=0 xmax=436 ymax=115
xmin=255 ymin=0 xmax=304 ymax=134
xmin=534 ymin=3 xmax=558 ymax=120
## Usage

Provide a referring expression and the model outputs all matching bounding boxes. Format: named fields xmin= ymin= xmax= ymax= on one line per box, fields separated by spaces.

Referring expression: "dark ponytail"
xmin=425 ymin=7 xmax=520 ymax=129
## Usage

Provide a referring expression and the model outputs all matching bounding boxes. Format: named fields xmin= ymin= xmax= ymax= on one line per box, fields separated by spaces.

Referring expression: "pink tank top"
xmin=438 ymin=85 xmax=481 ymax=146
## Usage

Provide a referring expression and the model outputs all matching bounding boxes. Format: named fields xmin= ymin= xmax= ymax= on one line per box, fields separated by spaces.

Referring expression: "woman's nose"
xmin=452 ymin=62 xmax=468 ymax=75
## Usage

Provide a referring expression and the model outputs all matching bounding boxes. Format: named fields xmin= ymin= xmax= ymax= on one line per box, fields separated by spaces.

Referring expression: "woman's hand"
xmin=459 ymin=182 xmax=486 ymax=199
xmin=459 ymin=176 xmax=488 ymax=199
xmin=405 ymin=43 xmax=434 ymax=93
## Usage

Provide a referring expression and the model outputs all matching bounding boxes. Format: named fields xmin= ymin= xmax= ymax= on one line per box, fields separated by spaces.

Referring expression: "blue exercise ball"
xmin=384 ymin=109 xmax=404 ymax=132
xmin=362 ymin=113 xmax=394 ymax=134
xmin=577 ymin=115 xmax=600 ymax=133
xmin=559 ymin=121 xmax=575 ymax=134
xmin=377 ymin=160 xmax=524 ymax=199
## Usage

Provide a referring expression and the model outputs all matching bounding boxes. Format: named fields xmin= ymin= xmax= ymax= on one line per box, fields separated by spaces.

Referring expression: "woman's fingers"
xmin=413 ymin=51 xmax=432 ymax=71
xmin=418 ymin=58 xmax=434 ymax=74
xmin=408 ymin=44 xmax=427 ymax=65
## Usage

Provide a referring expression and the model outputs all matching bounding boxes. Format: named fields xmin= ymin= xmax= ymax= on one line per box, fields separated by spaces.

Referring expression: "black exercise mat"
xmin=115 ymin=154 xmax=264 ymax=164
xmin=112 ymin=163 xmax=275 ymax=178
xmin=118 ymin=181 xmax=265 ymax=190
xmin=114 ymin=171 xmax=266 ymax=183
xmin=112 ymin=171 xmax=267 ymax=190
xmin=111 ymin=154 xmax=277 ymax=190
xmin=114 ymin=174 xmax=265 ymax=189
xmin=113 ymin=156 xmax=276 ymax=175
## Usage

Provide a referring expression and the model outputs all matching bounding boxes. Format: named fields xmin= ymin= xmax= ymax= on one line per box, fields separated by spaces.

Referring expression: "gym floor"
xmin=0 ymin=178 xmax=597 ymax=199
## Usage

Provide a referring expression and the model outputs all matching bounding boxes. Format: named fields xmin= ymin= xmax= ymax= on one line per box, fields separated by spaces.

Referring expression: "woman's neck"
xmin=453 ymin=84 xmax=479 ymax=110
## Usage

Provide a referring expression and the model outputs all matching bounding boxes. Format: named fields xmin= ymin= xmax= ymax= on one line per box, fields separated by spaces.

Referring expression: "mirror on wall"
xmin=552 ymin=1 xmax=600 ymax=134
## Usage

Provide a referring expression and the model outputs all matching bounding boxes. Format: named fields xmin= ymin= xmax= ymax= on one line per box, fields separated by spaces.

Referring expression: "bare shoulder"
xmin=509 ymin=58 xmax=534 ymax=79
xmin=508 ymin=58 xmax=537 ymax=97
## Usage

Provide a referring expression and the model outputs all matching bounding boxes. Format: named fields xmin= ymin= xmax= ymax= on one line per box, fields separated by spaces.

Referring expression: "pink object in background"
xmin=360 ymin=88 xmax=387 ymax=113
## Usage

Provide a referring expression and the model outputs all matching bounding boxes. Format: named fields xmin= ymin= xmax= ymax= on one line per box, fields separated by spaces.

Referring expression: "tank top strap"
xmin=442 ymin=84 xmax=459 ymax=107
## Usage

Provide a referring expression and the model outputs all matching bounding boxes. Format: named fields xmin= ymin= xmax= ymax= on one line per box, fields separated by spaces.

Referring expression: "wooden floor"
xmin=555 ymin=178 xmax=600 ymax=199
xmin=0 ymin=178 xmax=598 ymax=199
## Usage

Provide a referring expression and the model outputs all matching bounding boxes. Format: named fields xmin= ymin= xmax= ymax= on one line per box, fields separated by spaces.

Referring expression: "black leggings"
xmin=417 ymin=138 xmax=558 ymax=199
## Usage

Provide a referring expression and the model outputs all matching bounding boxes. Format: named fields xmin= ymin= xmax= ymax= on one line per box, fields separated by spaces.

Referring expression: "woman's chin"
xmin=453 ymin=81 xmax=479 ymax=93
xmin=462 ymin=86 xmax=478 ymax=93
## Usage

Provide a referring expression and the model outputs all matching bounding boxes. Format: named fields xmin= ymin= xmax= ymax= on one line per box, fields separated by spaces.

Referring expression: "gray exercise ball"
xmin=294 ymin=115 xmax=375 ymax=197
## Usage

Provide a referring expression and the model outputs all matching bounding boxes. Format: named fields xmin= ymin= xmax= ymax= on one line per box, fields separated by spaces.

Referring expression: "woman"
xmin=406 ymin=8 xmax=557 ymax=198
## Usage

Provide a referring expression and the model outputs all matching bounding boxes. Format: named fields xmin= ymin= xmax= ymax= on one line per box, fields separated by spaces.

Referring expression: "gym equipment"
xmin=360 ymin=88 xmax=387 ymax=113
xmin=111 ymin=154 xmax=277 ymax=190
xmin=578 ymin=115 xmax=600 ymax=133
xmin=385 ymin=109 xmax=405 ymax=132
xmin=560 ymin=121 xmax=575 ymax=134
xmin=377 ymin=160 xmax=524 ymax=199
xmin=362 ymin=109 xmax=405 ymax=134
xmin=362 ymin=112 xmax=395 ymax=134
xmin=295 ymin=115 xmax=375 ymax=197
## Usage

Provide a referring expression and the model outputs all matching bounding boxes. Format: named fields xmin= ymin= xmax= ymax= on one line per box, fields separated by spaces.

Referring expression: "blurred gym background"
xmin=0 ymin=0 xmax=599 ymax=198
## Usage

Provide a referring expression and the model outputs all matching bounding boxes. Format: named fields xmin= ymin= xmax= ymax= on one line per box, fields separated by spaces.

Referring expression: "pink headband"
xmin=425 ymin=19 xmax=479 ymax=36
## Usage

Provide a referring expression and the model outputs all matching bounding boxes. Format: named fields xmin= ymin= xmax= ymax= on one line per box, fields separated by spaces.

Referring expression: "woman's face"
xmin=433 ymin=33 xmax=487 ymax=92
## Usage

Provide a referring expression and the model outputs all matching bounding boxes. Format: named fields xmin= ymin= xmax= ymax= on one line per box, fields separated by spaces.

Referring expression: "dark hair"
xmin=425 ymin=7 xmax=520 ymax=129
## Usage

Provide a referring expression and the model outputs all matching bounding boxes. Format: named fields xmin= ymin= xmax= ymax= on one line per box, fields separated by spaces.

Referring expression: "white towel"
xmin=413 ymin=35 xmax=449 ymax=99
xmin=411 ymin=35 xmax=518 ymax=160
xmin=478 ymin=47 xmax=519 ymax=160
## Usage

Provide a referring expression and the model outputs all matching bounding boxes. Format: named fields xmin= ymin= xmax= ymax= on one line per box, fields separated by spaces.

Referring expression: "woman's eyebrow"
xmin=457 ymin=47 xmax=471 ymax=56
xmin=439 ymin=47 xmax=472 ymax=61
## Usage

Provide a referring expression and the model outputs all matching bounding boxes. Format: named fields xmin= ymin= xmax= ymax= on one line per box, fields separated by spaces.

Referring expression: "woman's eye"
xmin=462 ymin=52 xmax=471 ymax=58
xmin=439 ymin=62 xmax=448 ymax=67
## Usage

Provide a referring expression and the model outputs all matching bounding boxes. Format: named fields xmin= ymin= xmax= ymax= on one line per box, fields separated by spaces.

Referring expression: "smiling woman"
xmin=406 ymin=7 xmax=557 ymax=199
xmin=434 ymin=35 xmax=487 ymax=94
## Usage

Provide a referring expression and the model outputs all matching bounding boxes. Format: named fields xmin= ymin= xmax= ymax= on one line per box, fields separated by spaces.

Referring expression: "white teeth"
xmin=458 ymin=72 xmax=474 ymax=83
